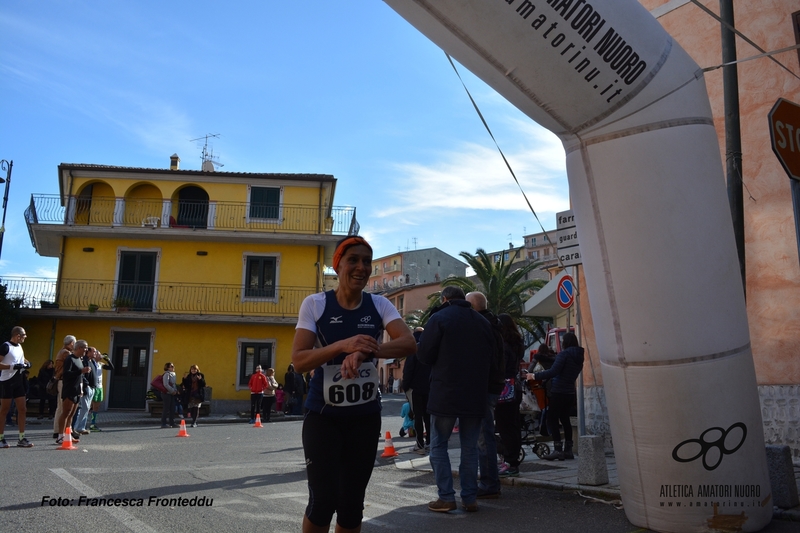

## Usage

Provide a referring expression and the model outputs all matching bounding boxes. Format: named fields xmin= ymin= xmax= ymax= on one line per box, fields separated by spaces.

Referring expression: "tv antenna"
xmin=190 ymin=133 xmax=224 ymax=171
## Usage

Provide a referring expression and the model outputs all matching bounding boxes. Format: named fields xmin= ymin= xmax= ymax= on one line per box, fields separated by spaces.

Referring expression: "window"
xmin=532 ymin=250 xmax=539 ymax=260
xmin=249 ymin=186 xmax=280 ymax=219
xmin=374 ymin=266 xmax=379 ymax=275
xmin=503 ymin=252 xmax=509 ymax=261
xmin=437 ymin=261 xmax=440 ymax=266
xmin=244 ymin=255 xmax=277 ymax=298
xmin=373 ymin=280 xmax=378 ymax=290
xmin=238 ymin=340 xmax=274 ymax=387
xmin=532 ymin=237 xmax=537 ymax=245
xmin=398 ymin=295 xmax=404 ymax=316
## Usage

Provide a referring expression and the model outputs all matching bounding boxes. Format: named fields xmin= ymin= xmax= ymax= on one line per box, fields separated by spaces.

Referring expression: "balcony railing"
xmin=1 ymin=277 xmax=316 ymax=318
xmin=25 ymin=195 xmax=359 ymax=236
xmin=383 ymin=264 xmax=401 ymax=273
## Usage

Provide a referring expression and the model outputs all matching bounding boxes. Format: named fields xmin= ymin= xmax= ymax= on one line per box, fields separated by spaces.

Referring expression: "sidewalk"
xmin=393 ymin=438 xmax=621 ymax=501
xmin=392 ymin=436 xmax=800 ymax=522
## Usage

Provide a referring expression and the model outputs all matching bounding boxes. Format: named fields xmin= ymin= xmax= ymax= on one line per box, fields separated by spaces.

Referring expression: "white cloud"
xmin=377 ymin=118 xmax=569 ymax=217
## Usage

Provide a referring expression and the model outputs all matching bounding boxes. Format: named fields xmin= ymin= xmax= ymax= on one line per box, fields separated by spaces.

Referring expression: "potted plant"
xmin=112 ymin=296 xmax=135 ymax=312
xmin=88 ymin=303 xmax=99 ymax=313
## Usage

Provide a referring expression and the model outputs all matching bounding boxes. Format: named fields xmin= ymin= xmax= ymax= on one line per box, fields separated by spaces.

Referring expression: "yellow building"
xmin=10 ymin=156 xmax=357 ymax=412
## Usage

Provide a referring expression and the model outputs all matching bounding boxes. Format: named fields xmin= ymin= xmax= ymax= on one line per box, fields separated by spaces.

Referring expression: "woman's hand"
xmin=337 ymin=335 xmax=380 ymax=358
xmin=340 ymin=351 xmax=369 ymax=380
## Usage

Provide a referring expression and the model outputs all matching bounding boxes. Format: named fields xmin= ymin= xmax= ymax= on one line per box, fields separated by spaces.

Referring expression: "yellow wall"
xmin=60 ymin=237 xmax=319 ymax=287
xmin=72 ymin=177 xmax=325 ymax=206
xmin=18 ymin=316 xmax=297 ymax=400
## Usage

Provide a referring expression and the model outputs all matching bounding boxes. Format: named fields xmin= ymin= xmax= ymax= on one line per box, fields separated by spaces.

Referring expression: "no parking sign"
xmin=556 ymin=275 xmax=575 ymax=309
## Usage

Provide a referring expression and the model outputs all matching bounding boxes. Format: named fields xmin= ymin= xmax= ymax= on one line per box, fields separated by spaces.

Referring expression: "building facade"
xmin=367 ymin=247 xmax=466 ymax=292
xmin=7 ymin=157 xmax=356 ymax=413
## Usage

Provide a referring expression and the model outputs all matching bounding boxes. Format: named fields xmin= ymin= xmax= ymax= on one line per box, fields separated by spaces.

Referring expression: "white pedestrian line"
xmin=50 ymin=468 xmax=160 ymax=533
xmin=256 ymin=492 xmax=307 ymax=500
xmin=72 ymin=461 xmax=304 ymax=475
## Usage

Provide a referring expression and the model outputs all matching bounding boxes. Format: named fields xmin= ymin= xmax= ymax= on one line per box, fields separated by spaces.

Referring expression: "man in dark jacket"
xmin=466 ymin=291 xmax=505 ymax=498
xmin=401 ymin=328 xmax=431 ymax=454
xmin=417 ymin=286 xmax=495 ymax=513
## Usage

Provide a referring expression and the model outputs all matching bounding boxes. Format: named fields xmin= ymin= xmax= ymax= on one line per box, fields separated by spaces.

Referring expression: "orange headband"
xmin=332 ymin=236 xmax=372 ymax=271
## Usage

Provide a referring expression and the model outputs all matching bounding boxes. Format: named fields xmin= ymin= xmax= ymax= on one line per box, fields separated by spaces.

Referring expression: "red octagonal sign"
xmin=769 ymin=98 xmax=800 ymax=181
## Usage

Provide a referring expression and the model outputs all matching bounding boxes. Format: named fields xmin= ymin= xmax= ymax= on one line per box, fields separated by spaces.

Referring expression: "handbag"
xmin=497 ymin=377 xmax=516 ymax=404
xmin=46 ymin=377 xmax=59 ymax=397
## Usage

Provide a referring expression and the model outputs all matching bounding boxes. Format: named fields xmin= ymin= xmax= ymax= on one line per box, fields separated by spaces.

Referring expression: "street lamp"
xmin=0 ymin=159 xmax=13 ymax=261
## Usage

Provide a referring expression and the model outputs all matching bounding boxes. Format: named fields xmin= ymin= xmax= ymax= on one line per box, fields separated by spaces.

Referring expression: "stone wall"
xmin=759 ymin=385 xmax=800 ymax=461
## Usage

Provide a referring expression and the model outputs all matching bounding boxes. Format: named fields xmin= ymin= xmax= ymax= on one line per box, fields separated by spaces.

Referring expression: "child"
xmin=275 ymin=384 xmax=285 ymax=414
xmin=398 ymin=401 xmax=415 ymax=438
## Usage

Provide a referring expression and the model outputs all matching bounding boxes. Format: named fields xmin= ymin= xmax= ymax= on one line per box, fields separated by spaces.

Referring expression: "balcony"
xmin=383 ymin=264 xmax=401 ymax=273
xmin=25 ymin=195 xmax=359 ymax=256
xmin=1 ymin=277 xmax=316 ymax=323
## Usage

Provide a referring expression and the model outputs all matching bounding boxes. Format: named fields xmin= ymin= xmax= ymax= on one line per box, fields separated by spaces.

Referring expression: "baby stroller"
xmin=495 ymin=369 xmax=550 ymax=463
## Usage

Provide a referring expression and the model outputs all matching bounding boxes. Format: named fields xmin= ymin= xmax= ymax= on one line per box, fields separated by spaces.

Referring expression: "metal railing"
xmin=25 ymin=195 xmax=358 ymax=235
xmin=1 ymin=277 xmax=317 ymax=318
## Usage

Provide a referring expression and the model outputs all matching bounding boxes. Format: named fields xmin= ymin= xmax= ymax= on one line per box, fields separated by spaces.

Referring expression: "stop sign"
xmin=768 ymin=98 xmax=800 ymax=181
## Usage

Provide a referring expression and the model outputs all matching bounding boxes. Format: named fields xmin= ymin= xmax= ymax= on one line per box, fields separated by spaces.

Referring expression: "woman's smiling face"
xmin=336 ymin=244 xmax=372 ymax=291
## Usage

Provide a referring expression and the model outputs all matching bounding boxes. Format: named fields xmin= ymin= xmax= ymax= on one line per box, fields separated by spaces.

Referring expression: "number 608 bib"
xmin=322 ymin=361 xmax=379 ymax=407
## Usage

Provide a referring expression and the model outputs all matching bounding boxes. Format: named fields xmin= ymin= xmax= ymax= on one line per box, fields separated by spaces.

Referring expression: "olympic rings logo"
xmin=671 ymin=422 xmax=747 ymax=471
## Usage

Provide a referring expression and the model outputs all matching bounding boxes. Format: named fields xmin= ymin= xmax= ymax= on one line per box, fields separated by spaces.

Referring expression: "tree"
xmin=442 ymin=248 xmax=547 ymax=341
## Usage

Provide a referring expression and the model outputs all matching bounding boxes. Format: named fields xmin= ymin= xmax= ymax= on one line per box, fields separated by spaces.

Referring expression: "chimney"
xmin=509 ymin=242 xmax=513 ymax=249
xmin=170 ymin=154 xmax=180 ymax=170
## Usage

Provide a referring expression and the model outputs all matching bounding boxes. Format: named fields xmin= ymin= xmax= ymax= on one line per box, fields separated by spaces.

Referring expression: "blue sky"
xmin=0 ymin=1 xmax=570 ymax=278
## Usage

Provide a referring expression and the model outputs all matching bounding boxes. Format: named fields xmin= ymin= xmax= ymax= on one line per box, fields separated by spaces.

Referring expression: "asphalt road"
xmin=1 ymin=397 xmax=795 ymax=533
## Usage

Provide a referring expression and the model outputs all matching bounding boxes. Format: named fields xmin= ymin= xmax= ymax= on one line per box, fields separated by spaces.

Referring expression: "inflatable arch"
xmin=383 ymin=1 xmax=772 ymax=531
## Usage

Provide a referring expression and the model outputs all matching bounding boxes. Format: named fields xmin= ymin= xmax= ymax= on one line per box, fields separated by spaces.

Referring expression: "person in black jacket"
xmin=527 ymin=332 xmax=584 ymax=460
xmin=493 ymin=313 xmax=524 ymax=477
xmin=283 ymin=364 xmax=296 ymax=414
xmin=417 ymin=286 xmax=495 ymax=513
xmin=37 ymin=360 xmax=57 ymax=419
xmin=465 ymin=291 xmax=505 ymax=498
xmin=401 ymin=327 xmax=431 ymax=454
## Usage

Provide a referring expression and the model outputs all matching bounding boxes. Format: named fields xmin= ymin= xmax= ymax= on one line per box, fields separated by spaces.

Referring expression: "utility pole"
xmin=721 ymin=0 xmax=745 ymax=297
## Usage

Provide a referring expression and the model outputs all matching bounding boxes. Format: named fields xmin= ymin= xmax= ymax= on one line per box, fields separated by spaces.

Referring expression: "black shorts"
xmin=302 ymin=410 xmax=381 ymax=529
xmin=0 ymin=372 xmax=26 ymax=399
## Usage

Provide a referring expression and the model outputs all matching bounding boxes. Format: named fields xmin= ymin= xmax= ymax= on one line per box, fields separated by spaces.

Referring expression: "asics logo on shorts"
xmin=671 ymin=422 xmax=747 ymax=471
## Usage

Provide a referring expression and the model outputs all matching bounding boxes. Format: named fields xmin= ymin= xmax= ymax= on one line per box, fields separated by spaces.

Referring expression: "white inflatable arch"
xmin=383 ymin=1 xmax=772 ymax=531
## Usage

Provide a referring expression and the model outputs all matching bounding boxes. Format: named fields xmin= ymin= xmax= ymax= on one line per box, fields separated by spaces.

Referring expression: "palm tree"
xmin=442 ymin=248 xmax=547 ymax=341
xmin=403 ymin=291 xmax=441 ymax=330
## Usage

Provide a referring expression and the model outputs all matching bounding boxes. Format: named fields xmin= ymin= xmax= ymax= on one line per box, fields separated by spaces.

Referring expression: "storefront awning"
xmin=523 ymin=270 xmax=570 ymax=320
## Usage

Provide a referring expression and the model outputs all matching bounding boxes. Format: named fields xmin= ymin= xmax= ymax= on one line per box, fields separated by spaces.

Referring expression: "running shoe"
xmin=89 ymin=425 xmax=102 ymax=432
xmin=17 ymin=438 xmax=33 ymax=448
xmin=498 ymin=462 xmax=510 ymax=474
xmin=55 ymin=437 xmax=64 ymax=445
xmin=79 ymin=430 xmax=90 ymax=435
xmin=0 ymin=438 xmax=8 ymax=449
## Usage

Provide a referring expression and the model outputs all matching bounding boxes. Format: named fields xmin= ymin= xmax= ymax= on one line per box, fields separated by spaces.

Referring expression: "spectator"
xmin=527 ymin=332 xmax=584 ymax=460
xmin=248 ymin=365 xmax=268 ymax=424
xmin=401 ymin=327 xmax=431 ymax=455
xmin=283 ymin=364 xmax=296 ymax=414
xmin=88 ymin=351 xmax=113 ymax=431
xmin=494 ymin=313 xmax=525 ymax=477
xmin=262 ymin=368 xmax=278 ymax=422
xmin=398 ymin=401 xmax=414 ymax=438
xmin=181 ymin=365 xmax=205 ymax=428
xmin=160 ymin=362 xmax=179 ymax=429
xmin=37 ymin=360 xmax=57 ymax=419
xmin=275 ymin=384 xmax=285 ymax=414
xmin=417 ymin=286 xmax=495 ymax=513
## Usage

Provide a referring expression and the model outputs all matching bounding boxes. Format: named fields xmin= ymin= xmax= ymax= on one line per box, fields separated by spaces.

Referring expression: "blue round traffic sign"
xmin=557 ymin=275 xmax=575 ymax=309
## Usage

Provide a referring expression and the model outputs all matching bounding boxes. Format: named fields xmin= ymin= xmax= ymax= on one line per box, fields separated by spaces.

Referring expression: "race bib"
xmin=322 ymin=361 xmax=379 ymax=407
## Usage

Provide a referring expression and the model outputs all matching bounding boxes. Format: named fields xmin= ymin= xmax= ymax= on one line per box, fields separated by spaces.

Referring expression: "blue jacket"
xmin=417 ymin=299 xmax=494 ymax=418
xmin=534 ymin=346 xmax=584 ymax=395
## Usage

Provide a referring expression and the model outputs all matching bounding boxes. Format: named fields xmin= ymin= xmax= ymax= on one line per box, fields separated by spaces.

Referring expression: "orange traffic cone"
xmin=176 ymin=419 xmax=190 ymax=437
xmin=380 ymin=431 xmax=398 ymax=458
xmin=59 ymin=426 xmax=77 ymax=450
xmin=253 ymin=414 xmax=263 ymax=428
